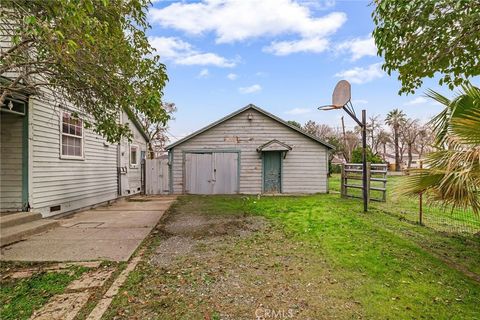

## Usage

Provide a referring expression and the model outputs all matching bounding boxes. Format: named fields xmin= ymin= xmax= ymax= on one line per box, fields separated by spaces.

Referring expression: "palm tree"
xmin=402 ymin=84 xmax=480 ymax=214
xmin=385 ymin=109 xmax=406 ymax=171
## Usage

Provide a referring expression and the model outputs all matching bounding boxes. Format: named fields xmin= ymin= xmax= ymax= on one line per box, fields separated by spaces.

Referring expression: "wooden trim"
xmin=59 ymin=111 xmax=85 ymax=160
xmin=168 ymin=150 xmax=173 ymax=194
xmin=262 ymin=151 xmax=282 ymax=194
xmin=21 ymin=99 xmax=29 ymax=211
xmin=129 ymin=144 xmax=139 ymax=168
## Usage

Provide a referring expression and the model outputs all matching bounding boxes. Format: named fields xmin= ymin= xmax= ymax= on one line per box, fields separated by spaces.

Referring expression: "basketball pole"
xmin=318 ymin=80 xmax=368 ymax=212
xmin=361 ymin=109 xmax=368 ymax=213
xmin=341 ymin=106 xmax=368 ymax=212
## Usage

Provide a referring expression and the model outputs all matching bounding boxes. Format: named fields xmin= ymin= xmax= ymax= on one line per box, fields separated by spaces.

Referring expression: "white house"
xmin=166 ymin=104 xmax=333 ymax=195
xmin=0 ymin=90 xmax=148 ymax=217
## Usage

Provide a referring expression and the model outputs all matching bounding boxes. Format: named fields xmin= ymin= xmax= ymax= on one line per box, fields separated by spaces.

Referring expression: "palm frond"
xmin=403 ymin=83 xmax=480 ymax=214
xmin=451 ymin=107 xmax=480 ymax=145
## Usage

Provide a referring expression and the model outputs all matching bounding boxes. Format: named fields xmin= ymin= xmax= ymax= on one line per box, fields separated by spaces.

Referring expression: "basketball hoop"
xmin=316 ymin=79 xmax=368 ymax=212
xmin=318 ymin=80 xmax=351 ymax=110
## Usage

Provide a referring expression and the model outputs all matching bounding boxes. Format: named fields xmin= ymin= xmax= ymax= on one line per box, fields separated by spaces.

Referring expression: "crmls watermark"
xmin=254 ymin=307 xmax=295 ymax=319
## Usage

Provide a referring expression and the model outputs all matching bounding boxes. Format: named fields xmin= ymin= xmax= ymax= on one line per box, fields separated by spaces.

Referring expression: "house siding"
xmin=170 ymin=108 xmax=328 ymax=194
xmin=30 ymin=97 xmax=118 ymax=217
xmin=0 ymin=112 xmax=23 ymax=211
xmin=120 ymin=111 xmax=147 ymax=196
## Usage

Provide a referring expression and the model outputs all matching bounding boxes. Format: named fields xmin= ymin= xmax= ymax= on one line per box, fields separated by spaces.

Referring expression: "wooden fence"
xmin=145 ymin=158 xmax=170 ymax=195
xmin=341 ymin=163 xmax=387 ymax=202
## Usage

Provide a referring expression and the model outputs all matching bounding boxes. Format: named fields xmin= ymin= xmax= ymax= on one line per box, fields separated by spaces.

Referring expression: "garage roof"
xmin=166 ymin=104 xmax=334 ymax=150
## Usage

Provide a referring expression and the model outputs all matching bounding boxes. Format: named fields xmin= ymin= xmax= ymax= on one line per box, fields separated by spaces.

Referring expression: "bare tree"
xmin=341 ymin=131 xmax=360 ymax=162
xmin=367 ymin=115 xmax=382 ymax=153
xmin=136 ymin=102 xmax=176 ymax=159
xmin=376 ymin=130 xmax=391 ymax=161
xmin=303 ymin=120 xmax=333 ymax=140
xmin=415 ymin=124 xmax=433 ymax=159
xmin=401 ymin=119 xmax=420 ymax=168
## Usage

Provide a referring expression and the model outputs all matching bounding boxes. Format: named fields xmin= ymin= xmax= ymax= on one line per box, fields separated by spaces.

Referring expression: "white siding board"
xmin=170 ymin=108 xmax=328 ymax=194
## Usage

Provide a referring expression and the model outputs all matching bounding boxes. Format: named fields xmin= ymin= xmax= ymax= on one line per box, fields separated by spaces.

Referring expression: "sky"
xmin=146 ymin=0 xmax=475 ymax=142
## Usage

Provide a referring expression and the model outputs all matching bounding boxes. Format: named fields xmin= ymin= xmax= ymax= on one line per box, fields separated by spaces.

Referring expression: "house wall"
xmin=0 ymin=112 xmax=23 ymax=211
xmin=29 ymin=97 xmax=119 ymax=217
xmin=119 ymin=111 xmax=147 ymax=196
xmin=170 ymin=108 xmax=328 ymax=194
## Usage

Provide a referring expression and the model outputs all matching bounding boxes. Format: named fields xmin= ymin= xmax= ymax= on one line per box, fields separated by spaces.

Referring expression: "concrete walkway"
xmin=0 ymin=196 xmax=176 ymax=262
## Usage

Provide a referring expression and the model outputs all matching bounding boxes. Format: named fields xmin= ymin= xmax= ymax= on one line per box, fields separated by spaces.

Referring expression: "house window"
xmin=61 ymin=113 xmax=83 ymax=159
xmin=130 ymin=145 xmax=138 ymax=168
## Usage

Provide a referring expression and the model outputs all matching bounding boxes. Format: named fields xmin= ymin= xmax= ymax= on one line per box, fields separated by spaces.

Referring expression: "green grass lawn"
xmin=245 ymin=196 xmax=480 ymax=319
xmin=0 ymin=266 xmax=87 ymax=320
xmin=104 ymin=175 xmax=480 ymax=319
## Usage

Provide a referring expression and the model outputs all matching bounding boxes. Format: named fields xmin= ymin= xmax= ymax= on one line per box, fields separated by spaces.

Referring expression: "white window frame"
xmin=130 ymin=144 xmax=139 ymax=168
xmin=60 ymin=112 xmax=85 ymax=160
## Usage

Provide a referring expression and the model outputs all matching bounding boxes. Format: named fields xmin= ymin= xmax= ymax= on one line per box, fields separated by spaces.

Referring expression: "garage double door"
xmin=185 ymin=152 xmax=239 ymax=194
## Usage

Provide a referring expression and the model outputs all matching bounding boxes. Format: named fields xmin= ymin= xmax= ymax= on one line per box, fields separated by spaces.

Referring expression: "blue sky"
xmin=147 ymin=0 xmax=473 ymax=141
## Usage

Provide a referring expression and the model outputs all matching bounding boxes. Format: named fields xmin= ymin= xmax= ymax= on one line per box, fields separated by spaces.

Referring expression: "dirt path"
xmin=104 ymin=198 xmax=362 ymax=319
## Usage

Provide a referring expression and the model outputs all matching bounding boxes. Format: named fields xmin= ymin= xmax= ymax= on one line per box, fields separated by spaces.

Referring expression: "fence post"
xmin=366 ymin=162 xmax=371 ymax=204
xmin=341 ymin=164 xmax=346 ymax=198
xmin=419 ymin=160 xmax=423 ymax=225
xmin=382 ymin=164 xmax=387 ymax=202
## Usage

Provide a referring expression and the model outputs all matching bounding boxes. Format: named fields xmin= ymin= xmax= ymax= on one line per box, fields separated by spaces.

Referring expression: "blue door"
xmin=263 ymin=151 xmax=281 ymax=193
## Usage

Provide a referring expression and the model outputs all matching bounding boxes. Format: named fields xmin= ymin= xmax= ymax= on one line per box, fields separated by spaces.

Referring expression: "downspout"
xmin=117 ymin=112 xmax=122 ymax=196
xmin=117 ymin=143 xmax=122 ymax=196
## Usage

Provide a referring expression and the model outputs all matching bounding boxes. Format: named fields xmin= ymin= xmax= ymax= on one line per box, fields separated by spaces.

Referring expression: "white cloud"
xmin=334 ymin=63 xmax=384 ymax=84
xmin=255 ymin=71 xmax=268 ymax=77
xmin=198 ymin=68 xmax=209 ymax=78
xmin=263 ymin=37 xmax=329 ymax=56
xmin=337 ymin=36 xmax=377 ymax=61
xmin=297 ymin=0 xmax=336 ymax=10
xmin=239 ymin=84 xmax=262 ymax=94
xmin=285 ymin=107 xmax=312 ymax=115
xmin=149 ymin=1 xmax=347 ymax=44
xmin=149 ymin=36 xmax=236 ymax=67
xmin=227 ymin=73 xmax=238 ymax=80
xmin=176 ymin=53 xmax=236 ymax=67
xmin=404 ymin=97 xmax=428 ymax=106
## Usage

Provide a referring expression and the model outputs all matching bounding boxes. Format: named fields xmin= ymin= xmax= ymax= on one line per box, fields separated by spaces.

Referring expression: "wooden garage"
xmin=166 ymin=104 xmax=333 ymax=195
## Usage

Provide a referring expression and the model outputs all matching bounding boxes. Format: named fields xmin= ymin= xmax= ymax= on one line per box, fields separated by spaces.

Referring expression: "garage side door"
xmin=212 ymin=152 xmax=238 ymax=194
xmin=185 ymin=153 xmax=213 ymax=194
xmin=185 ymin=152 xmax=238 ymax=194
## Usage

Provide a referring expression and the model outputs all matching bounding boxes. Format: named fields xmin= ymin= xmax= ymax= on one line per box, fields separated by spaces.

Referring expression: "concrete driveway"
xmin=0 ymin=195 xmax=176 ymax=262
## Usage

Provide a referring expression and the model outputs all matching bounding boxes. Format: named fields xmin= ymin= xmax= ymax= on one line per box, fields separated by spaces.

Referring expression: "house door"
xmin=263 ymin=151 xmax=281 ymax=193
xmin=185 ymin=152 xmax=238 ymax=194
xmin=1 ymin=107 xmax=27 ymax=211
